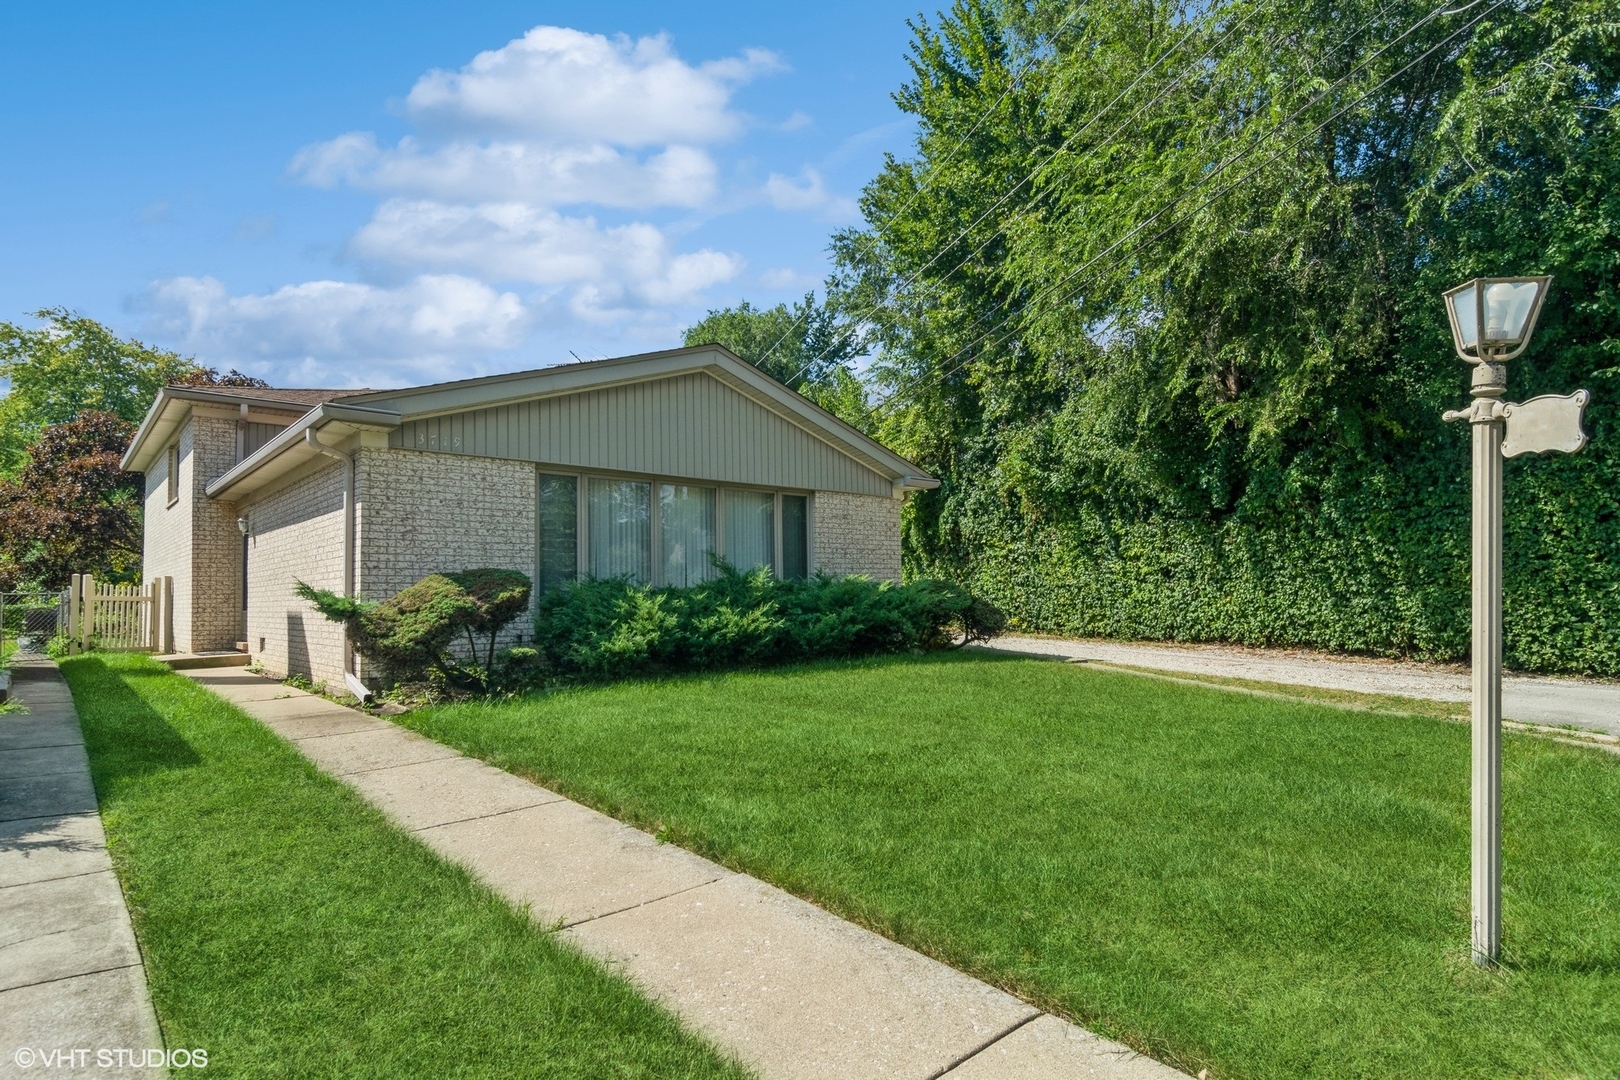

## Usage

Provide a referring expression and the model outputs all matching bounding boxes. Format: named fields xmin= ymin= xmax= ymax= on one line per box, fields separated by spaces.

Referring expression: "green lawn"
xmin=59 ymin=653 xmax=749 ymax=1079
xmin=402 ymin=652 xmax=1620 ymax=1080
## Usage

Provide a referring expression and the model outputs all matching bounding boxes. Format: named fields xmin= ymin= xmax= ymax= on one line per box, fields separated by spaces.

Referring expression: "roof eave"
xmin=339 ymin=344 xmax=937 ymax=487
xmin=204 ymin=403 xmax=402 ymax=501
xmin=121 ymin=386 xmax=334 ymax=473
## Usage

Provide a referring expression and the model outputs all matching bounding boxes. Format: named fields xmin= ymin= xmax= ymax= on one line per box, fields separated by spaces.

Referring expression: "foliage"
xmin=445 ymin=568 xmax=534 ymax=674
xmin=683 ymin=293 xmax=872 ymax=424
xmin=822 ymin=0 xmax=1620 ymax=674
xmin=296 ymin=570 xmax=532 ymax=691
xmin=532 ymin=566 xmax=1005 ymax=681
xmin=171 ymin=366 xmax=269 ymax=388
xmin=0 ymin=308 xmax=200 ymax=475
xmin=0 ymin=411 xmax=142 ymax=590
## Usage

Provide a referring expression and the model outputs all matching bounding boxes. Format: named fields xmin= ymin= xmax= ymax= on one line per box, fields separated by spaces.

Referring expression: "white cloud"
xmin=763 ymin=167 xmax=858 ymax=220
xmin=288 ymin=26 xmax=781 ymax=210
xmin=406 ymin=26 xmax=781 ymax=145
xmin=350 ymin=199 xmax=742 ymax=314
xmin=143 ymin=274 xmax=531 ymax=384
xmin=759 ymin=267 xmax=812 ymax=289
xmin=291 ymin=134 xmax=716 ymax=209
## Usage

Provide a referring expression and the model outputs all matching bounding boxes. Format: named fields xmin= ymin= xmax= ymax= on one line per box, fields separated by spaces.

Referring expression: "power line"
xmin=833 ymin=0 xmax=1407 ymax=369
xmin=753 ymin=3 xmax=1090 ymax=372
xmin=861 ymin=0 xmax=1505 ymax=423
xmin=782 ymin=0 xmax=1270 ymax=386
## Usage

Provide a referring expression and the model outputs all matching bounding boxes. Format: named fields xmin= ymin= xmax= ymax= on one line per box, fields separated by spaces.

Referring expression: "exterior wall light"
xmin=236 ymin=516 xmax=250 ymax=536
xmin=1440 ymin=274 xmax=1588 ymax=969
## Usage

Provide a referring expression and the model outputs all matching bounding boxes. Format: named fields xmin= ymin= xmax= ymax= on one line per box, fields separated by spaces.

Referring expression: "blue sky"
xmin=0 ymin=1 xmax=928 ymax=388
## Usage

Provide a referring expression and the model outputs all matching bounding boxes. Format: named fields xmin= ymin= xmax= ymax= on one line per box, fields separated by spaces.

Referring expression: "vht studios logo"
xmin=12 ymin=1047 xmax=208 ymax=1070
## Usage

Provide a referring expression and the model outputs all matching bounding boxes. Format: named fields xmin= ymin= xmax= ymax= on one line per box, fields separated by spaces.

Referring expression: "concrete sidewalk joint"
xmin=184 ymin=667 xmax=1187 ymax=1080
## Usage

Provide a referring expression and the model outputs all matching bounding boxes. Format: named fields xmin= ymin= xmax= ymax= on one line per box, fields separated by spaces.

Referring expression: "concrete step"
xmin=157 ymin=652 xmax=251 ymax=671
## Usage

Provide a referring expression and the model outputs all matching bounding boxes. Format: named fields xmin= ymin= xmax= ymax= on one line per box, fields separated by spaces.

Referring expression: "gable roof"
xmin=121 ymin=385 xmax=363 ymax=473
xmin=202 ymin=386 xmax=368 ymax=406
xmin=332 ymin=344 xmax=933 ymax=487
xmin=126 ymin=344 xmax=936 ymax=500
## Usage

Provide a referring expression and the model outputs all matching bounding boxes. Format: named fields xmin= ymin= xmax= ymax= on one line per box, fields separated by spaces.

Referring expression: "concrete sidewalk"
xmin=185 ymin=668 xmax=1186 ymax=1080
xmin=0 ymin=659 xmax=163 ymax=1079
xmin=986 ymin=635 xmax=1620 ymax=738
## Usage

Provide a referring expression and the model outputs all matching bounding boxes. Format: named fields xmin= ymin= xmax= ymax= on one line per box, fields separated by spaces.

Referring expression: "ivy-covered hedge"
xmin=937 ymin=398 xmax=1620 ymax=676
xmin=532 ymin=567 xmax=1005 ymax=682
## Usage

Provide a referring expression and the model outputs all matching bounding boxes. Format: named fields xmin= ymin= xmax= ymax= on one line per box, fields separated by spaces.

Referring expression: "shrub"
xmin=533 ymin=566 xmax=1005 ymax=682
xmin=296 ymin=569 xmax=532 ymax=690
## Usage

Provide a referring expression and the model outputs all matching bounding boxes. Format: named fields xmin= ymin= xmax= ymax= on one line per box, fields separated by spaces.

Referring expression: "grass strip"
xmin=60 ymin=652 xmax=749 ymax=1079
xmin=403 ymin=652 xmax=1620 ymax=1080
xmin=1087 ymin=661 xmax=1472 ymax=721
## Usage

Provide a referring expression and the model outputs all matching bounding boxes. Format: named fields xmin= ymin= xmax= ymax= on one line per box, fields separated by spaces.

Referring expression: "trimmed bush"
xmin=297 ymin=569 xmax=532 ymax=688
xmin=533 ymin=566 xmax=1005 ymax=682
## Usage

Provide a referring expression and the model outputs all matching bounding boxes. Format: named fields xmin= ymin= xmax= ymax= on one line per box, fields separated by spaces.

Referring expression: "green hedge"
xmin=936 ymin=402 xmax=1620 ymax=676
xmin=532 ymin=567 xmax=1004 ymax=682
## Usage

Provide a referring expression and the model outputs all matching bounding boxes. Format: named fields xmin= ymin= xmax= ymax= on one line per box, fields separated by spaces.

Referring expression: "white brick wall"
xmin=813 ymin=491 xmax=903 ymax=582
xmin=356 ymin=448 xmax=536 ymax=675
xmin=245 ymin=461 xmax=348 ymax=687
xmin=140 ymin=414 xmax=245 ymax=653
xmin=189 ymin=416 xmax=245 ymax=651
xmin=142 ymin=423 xmax=190 ymax=646
xmin=233 ymin=448 xmax=907 ymax=685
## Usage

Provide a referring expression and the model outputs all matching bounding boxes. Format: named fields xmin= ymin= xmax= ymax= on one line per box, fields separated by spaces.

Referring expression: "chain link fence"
xmin=1 ymin=590 xmax=69 ymax=660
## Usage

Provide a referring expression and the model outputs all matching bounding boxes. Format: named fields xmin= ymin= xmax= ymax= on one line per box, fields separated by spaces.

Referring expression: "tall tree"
xmin=0 ymin=411 xmax=142 ymax=590
xmin=831 ymin=0 xmax=1620 ymax=673
xmin=0 ymin=309 xmax=201 ymax=474
xmin=683 ymin=292 xmax=871 ymax=424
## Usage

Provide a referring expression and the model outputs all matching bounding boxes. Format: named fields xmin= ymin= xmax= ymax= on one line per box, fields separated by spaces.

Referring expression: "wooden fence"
xmin=67 ymin=575 xmax=174 ymax=654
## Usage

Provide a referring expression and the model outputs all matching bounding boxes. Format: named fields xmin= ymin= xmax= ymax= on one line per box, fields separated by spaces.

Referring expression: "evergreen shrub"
xmin=297 ymin=569 xmax=532 ymax=688
xmin=532 ymin=566 xmax=1005 ymax=682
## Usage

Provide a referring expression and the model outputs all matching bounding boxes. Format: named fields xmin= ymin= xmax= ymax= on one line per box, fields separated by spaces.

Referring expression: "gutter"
xmin=892 ymin=475 xmax=942 ymax=497
xmin=302 ymin=428 xmax=371 ymax=702
xmin=122 ymin=386 xmax=348 ymax=473
xmin=204 ymin=403 xmax=401 ymax=500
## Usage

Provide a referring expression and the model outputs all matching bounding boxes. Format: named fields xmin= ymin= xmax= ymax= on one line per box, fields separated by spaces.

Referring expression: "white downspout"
xmin=304 ymin=427 xmax=369 ymax=700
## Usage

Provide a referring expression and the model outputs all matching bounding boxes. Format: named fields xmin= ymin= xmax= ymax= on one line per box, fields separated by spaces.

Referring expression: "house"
xmin=120 ymin=345 xmax=939 ymax=690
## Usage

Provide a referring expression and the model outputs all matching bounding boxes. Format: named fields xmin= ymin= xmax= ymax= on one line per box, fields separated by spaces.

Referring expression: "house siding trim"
xmin=387 ymin=371 xmax=894 ymax=498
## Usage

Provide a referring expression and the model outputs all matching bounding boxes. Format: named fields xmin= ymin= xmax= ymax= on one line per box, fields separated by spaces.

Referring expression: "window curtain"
xmin=660 ymin=485 xmax=716 ymax=588
xmin=588 ymin=478 xmax=651 ymax=583
xmin=537 ymin=473 xmax=577 ymax=593
xmin=724 ymin=490 xmax=774 ymax=573
xmin=781 ymin=494 xmax=808 ymax=579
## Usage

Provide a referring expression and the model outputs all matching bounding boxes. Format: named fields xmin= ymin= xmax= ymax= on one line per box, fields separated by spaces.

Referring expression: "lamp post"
xmin=1440 ymin=276 xmax=1587 ymax=967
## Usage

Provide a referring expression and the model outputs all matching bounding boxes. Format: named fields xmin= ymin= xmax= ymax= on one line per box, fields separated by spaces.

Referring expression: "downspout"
xmin=304 ymin=427 xmax=370 ymax=700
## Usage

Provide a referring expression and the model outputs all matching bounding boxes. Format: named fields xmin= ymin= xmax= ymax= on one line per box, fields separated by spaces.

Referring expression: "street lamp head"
xmin=1443 ymin=276 xmax=1552 ymax=363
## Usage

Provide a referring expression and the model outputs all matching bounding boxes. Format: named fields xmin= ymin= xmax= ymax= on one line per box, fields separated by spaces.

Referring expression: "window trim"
xmin=165 ymin=443 xmax=180 ymax=508
xmin=535 ymin=465 xmax=812 ymax=589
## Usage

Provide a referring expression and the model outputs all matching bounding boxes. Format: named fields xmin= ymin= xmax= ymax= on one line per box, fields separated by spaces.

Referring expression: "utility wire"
xmin=781 ymin=0 xmax=1271 ymax=386
xmin=869 ymin=0 xmax=1501 ymax=417
xmin=860 ymin=0 xmax=1504 ymax=424
xmin=753 ymin=2 xmax=1090 ymax=372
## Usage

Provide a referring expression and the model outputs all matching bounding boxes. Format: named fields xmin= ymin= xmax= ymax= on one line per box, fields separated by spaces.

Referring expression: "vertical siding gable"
xmin=386 ymin=372 xmax=893 ymax=496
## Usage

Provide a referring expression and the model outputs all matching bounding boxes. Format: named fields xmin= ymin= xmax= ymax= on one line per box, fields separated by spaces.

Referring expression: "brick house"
xmin=121 ymin=345 xmax=938 ymax=691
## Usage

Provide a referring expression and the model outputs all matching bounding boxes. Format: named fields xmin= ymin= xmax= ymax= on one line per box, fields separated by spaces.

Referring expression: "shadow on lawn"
xmin=64 ymin=656 xmax=201 ymax=795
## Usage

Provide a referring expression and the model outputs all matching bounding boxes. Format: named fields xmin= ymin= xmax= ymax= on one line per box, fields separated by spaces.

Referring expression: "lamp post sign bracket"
xmin=1501 ymin=390 xmax=1590 ymax=459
